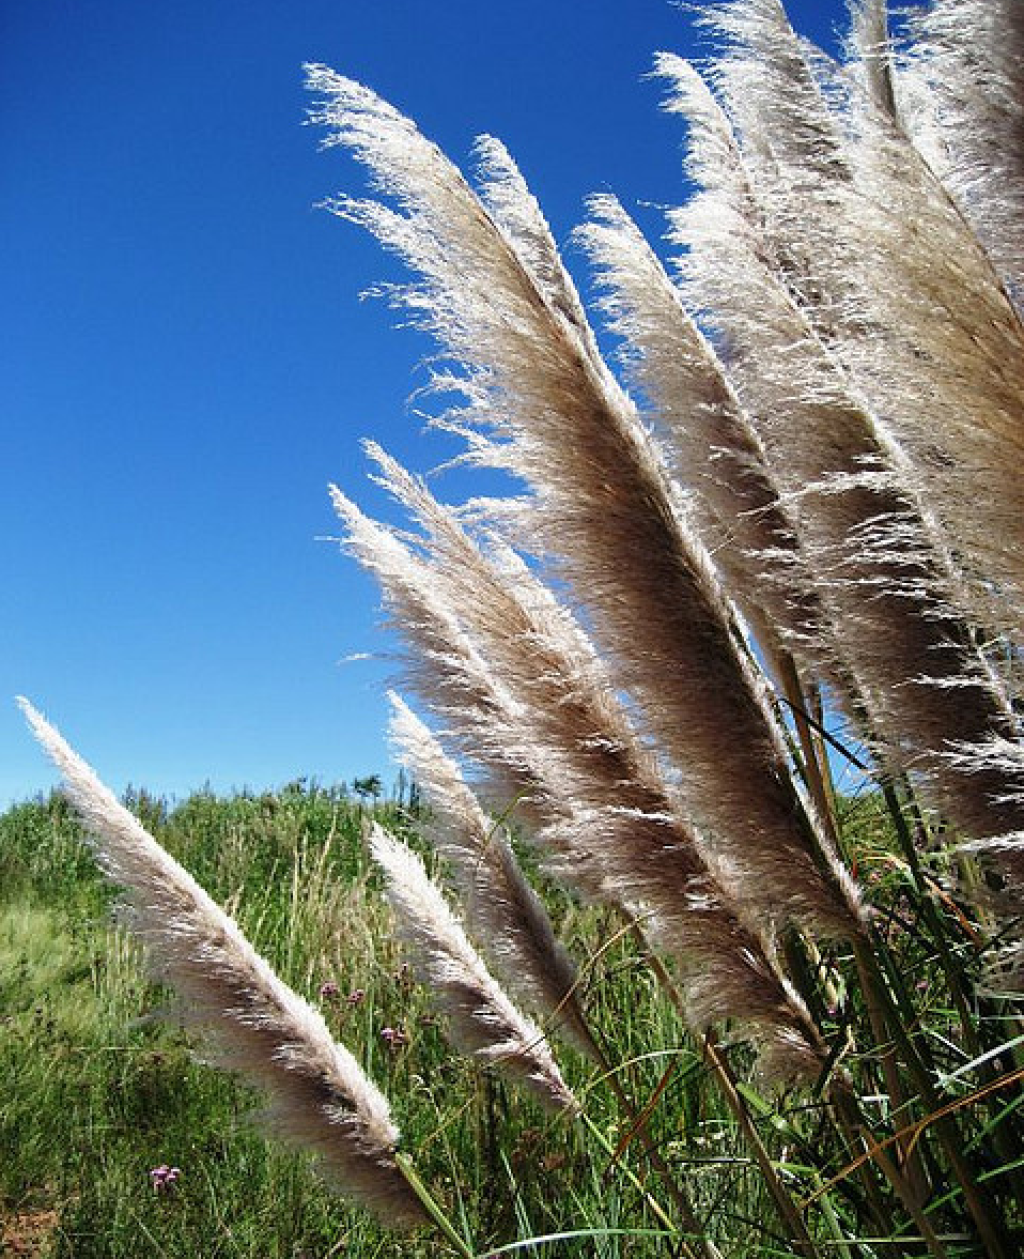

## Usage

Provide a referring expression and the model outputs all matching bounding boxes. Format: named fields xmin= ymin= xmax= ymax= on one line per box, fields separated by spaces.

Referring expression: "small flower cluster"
xmin=149 ymin=1164 xmax=181 ymax=1194
xmin=319 ymin=980 xmax=367 ymax=1006
xmin=380 ymin=1025 xmax=408 ymax=1049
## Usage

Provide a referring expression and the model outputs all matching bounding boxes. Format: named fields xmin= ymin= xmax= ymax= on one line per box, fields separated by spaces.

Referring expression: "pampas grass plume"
xmin=368 ymin=823 xmax=579 ymax=1115
xmin=18 ymin=697 xmax=424 ymax=1227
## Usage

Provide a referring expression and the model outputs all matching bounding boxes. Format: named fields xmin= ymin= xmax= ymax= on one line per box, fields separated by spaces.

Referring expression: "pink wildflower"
xmin=380 ymin=1025 xmax=408 ymax=1049
xmin=149 ymin=1164 xmax=181 ymax=1193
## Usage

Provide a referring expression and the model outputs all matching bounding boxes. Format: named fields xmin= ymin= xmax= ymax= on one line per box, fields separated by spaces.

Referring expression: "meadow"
xmin=1 ymin=783 xmax=699 ymax=1258
xmin=2 ymin=778 xmax=1021 ymax=1257
xmin=0 ymin=783 xmax=565 ymax=1259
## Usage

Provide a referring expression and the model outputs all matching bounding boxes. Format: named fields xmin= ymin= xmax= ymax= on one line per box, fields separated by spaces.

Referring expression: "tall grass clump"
xmin=16 ymin=1 xmax=1024 ymax=1255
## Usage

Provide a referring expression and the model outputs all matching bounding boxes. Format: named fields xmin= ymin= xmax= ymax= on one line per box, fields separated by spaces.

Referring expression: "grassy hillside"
xmin=4 ymin=780 xmax=1019 ymax=1257
xmin=1 ymin=785 xmax=687 ymax=1257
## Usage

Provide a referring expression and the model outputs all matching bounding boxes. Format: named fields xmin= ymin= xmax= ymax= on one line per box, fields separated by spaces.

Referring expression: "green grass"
xmin=0 ymin=788 xmax=613 ymax=1258
xmin=2 ymin=784 xmax=1021 ymax=1257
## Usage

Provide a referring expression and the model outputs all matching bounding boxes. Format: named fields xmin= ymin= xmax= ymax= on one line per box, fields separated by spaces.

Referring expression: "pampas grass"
xmin=17 ymin=698 xmax=425 ymax=1228
xmin=335 ymin=448 xmax=828 ymax=1079
xmin=18 ymin=4 xmax=1024 ymax=1255
xmin=368 ymin=823 xmax=578 ymax=1115
xmin=309 ymin=64 xmax=862 ymax=943
xmin=900 ymin=0 xmax=1024 ymax=303
xmin=577 ymin=191 xmax=825 ymax=685
xmin=661 ymin=48 xmax=1024 ymax=853
xmin=386 ymin=692 xmax=595 ymax=1057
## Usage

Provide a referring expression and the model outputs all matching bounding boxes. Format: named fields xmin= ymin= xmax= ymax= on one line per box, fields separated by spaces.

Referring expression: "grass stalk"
xmin=588 ymin=1039 xmax=718 ymax=1259
xmin=578 ymin=1114 xmax=705 ymax=1257
xmin=702 ymin=1031 xmax=823 ymax=1259
xmin=625 ymin=918 xmax=824 ymax=1255
xmin=879 ymin=780 xmax=984 ymax=1054
xmin=777 ymin=652 xmax=840 ymax=847
xmin=624 ymin=922 xmax=823 ymax=1251
xmin=395 ymin=1152 xmax=477 ymax=1258
xmin=830 ymin=1088 xmax=949 ymax=1259
xmin=851 ymin=935 xmax=1016 ymax=1259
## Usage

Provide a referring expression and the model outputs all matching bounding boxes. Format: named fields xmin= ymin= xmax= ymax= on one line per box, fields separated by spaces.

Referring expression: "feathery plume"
xmin=308 ymin=65 xmax=862 ymax=940
xmin=846 ymin=0 xmax=897 ymax=122
xmin=329 ymin=482 xmax=543 ymax=832
xmin=338 ymin=459 xmax=828 ymax=1080
xmin=386 ymin=692 xmax=596 ymax=1057
xmin=702 ymin=0 xmax=1024 ymax=639
xmin=900 ymin=0 xmax=1024 ymax=307
xmin=473 ymin=133 xmax=599 ymax=355
xmin=18 ymin=698 xmax=424 ymax=1226
xmin=576 ymin=192 xmax=826 ymax=681
xmin=660 ymin=51 xmax=1024 ymax=861
xmin=369 ymin=824 xmax=578 ymax=1114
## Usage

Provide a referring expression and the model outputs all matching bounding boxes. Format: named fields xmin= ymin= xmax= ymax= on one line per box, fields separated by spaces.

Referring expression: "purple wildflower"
xmin=149 ymin=1164 xmax=181 ymax=1193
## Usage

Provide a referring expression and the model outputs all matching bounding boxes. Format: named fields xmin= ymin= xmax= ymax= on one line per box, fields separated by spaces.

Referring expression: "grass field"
xmin=0 ymin=784 xmax=697 ymax=1258
xmin=4 ymin=779 xmax=1020 ymax=1257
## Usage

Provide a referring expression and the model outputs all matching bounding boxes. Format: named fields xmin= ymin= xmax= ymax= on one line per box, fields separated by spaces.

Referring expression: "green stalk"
xmin=625 ymin=920 xmax=826 ymax=1254
xmin=850 ymin=926 xmax=934 ymax=1207
xmin=830 ymin=1087 xmax=949 ymax=1259
xmin=878 ymin=779 xmax=1024 ymax=1208
xmin=580 ymin=1113 xmax=705 ymax=1252
xmin=827 ymin=1086 xmax=907 ymax=1237
xmin=589 ymin=1037 xmax=718 ymax=1259
xmin=395 ymin=1151 xmax=478 ymax=1259
xmin=535 ymin=917 xmax=714 ymax=1255
xmin=880 ymin=780 xmax=981 ymax=1052
xmin=851 ymin=935 xmax=1016 ymax=1259
xmin=702 ymin=1030 xmax=823 ymax=1259
xmin=757 ymin=665 xmax=958 ymax=1248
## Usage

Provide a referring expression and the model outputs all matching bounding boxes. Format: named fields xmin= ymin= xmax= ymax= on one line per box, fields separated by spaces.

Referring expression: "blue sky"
xmin=3 ymin=0 xmax=845 ymax=806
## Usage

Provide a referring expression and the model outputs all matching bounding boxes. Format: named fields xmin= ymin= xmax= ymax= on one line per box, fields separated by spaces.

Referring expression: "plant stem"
xmin=881 ymin=775 xmax=1024 ymax=1202
xmin=703 ymin=1031 xmax=823 ymax=1259
xmin=777 ymin=652 xmax=839 ymax=844
xmin=880 ymin=780 xmax=981 ymax=1052
xmin=626 ymin=918 xmax=823 ymax=1256
xmin=590 ymin=1039 xmax=718 ymax=1259
xmin=852 ymin=935 xmax=1016 ymax=1259
xmin=395 ymin=1151 xmax=477 ymax=1259
xmin=580 ymin=1112 xmax=715 ymax=1258
xmin=830 ymin=1086 xmax=949 ymax=1259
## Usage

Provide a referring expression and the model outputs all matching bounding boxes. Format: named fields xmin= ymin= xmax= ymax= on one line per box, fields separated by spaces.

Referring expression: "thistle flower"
xmin=18 ymin=698 xmax=423 ymax=1227
xmin=149 ymin=1165 xmax=181 ymax=1194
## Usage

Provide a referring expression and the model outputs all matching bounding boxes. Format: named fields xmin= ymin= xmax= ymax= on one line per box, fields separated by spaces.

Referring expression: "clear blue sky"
xmin=3 ymin=0 xmax=844 ymax=807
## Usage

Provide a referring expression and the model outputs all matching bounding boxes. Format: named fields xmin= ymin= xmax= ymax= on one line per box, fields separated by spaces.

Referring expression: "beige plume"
xmin=18 ymin=697 xmax=424 ymax=1227
xmin=369 ymin=824 xmax=578 ymax=1114
xmin=307 ymin=66 xmax=861 ymax=940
